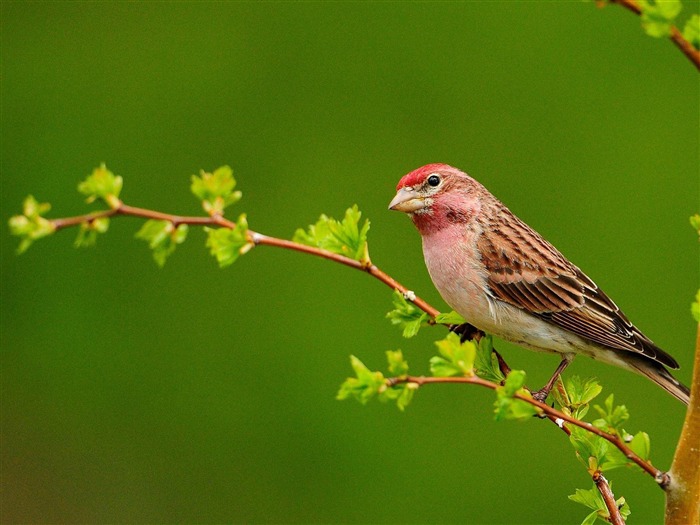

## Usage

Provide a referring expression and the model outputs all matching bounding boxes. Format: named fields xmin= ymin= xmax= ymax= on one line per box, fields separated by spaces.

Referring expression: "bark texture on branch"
xmin=664 ymin=324 xmax=700 ymax=524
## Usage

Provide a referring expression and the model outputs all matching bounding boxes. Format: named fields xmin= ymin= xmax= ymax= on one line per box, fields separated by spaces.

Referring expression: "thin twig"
xmin=593 ymin=471 xmax=625 ymax=525
xmin=608 ymin=0 xmax=700 ymax=71
xmin=670 ymin=26 xmax=700 ymax=70
xmin=50 ymin=203 xmax=441 ymax=319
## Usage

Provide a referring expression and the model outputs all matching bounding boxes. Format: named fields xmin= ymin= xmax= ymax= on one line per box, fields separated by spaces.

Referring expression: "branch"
xmin=49 ymin=200 xmax=441 ymax=319
xmin=607 ymin=0 xmax=700 ymax=71
xmin=593 ymin=471 xmax=626 ymax=525
xmin=665 ymin=323 xmax=700 ymax=524
xmin=387 ymin=375 xmax=670 ymax=487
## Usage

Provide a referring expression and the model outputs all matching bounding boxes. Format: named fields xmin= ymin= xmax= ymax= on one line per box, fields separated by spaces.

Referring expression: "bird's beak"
xmin=388 ymin=187 xmax=425 ymax=213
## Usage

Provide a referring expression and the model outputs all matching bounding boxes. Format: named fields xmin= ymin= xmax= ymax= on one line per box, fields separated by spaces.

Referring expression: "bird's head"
xmin=389 ymin=163 xmax=481 ymax=234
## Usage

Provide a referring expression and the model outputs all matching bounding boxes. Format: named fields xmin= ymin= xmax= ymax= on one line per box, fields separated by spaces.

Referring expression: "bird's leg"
xmin=492 ymin=348 xmax=511 ymax=378
xmin=531 ymin=355 xmax=574 ymax=403
xmin=449 ymin=322 xmax=484 ymax=343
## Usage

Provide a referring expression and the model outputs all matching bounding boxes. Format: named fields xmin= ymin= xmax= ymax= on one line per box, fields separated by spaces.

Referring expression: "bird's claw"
xmin=530 ymin=388 xmax=551 ymax=404
xmin=449 ymin=322 xmax=484 ymax=343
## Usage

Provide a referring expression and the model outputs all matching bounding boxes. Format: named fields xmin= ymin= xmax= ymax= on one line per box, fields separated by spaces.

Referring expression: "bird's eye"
xmin=427 ymin=174 xmax=441 ymax=187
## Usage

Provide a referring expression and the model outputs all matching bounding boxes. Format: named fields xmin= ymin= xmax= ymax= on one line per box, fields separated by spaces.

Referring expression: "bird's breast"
xmin=421 ymin=225 xmax=494 ymax=327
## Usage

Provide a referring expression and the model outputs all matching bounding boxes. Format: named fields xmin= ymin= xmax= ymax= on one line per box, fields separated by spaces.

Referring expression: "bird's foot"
xmin=530 ymin=356 xmax=573 ymax=404
xmin=530 ymin=387 xmax=551 ymax=404
xmin=449 ymin=322 xmax=484 ymax=343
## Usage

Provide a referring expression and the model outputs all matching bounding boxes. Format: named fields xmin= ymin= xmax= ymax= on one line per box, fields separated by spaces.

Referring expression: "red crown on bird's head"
xmin=396 ymin=163 xmax=455 ymax=190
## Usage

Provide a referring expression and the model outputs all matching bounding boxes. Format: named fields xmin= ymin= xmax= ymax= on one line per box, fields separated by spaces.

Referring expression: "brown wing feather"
xmin=477 ymin=203 xmax=679 ymax=369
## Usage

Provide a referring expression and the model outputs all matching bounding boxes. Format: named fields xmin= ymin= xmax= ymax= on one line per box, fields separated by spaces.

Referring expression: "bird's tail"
xmin=630 ymin=359 xmax=690 ymax=405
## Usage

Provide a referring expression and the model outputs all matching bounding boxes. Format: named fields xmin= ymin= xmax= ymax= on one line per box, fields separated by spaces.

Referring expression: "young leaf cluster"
xmin=337 ymin=334 xmax=479 ymax=412
xmin=639 ymin=0 xmax=683 ymax=37
xmin=554 ymin=379 xmax=651 ymax=474
xmin=9 ymin=164 xmax=256 ymax=270
xmin=692 ymin=289 xmax=700 ymax=323
xmin=338 ymin=331 xmax=534 ymax=422
xmin=386 ymin=290 xmax=428 ymax=338
xmin=135 ymin=220 xmax=189 ymax=267
xmin=293 ymin=205 xmax=370 ymax=264
xmin=493 ymin=370 xmax=540 ymax=421
xmin=691 ymin=213 xmax=700 ymax=237
xmin=191 ymin=165 xmax=241 ymax=216
xmin=430 ymin=332 xmax=476 ymax=378
xmin=77 ymin=164 xmax=123 ymax=208
xmin=336 ymin=352 xmax=415 ymax=411
xmin=684 ymin=14 xmax=700 ymax=47
xmin=205 ymin=215 xmax=253 ymax=268
xmin=74 ymin=217 xmax=110 ymax=248
xmin=473 ymin=334 xmax=506 ymax=384
xmin=8 ymin=196 xmax=56 ymax=253
xmin=569 ymin=484 xmax=630 ymax=525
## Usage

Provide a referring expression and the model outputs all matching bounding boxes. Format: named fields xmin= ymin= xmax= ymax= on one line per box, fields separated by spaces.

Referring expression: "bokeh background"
xmin=2 ymin=2 xmax=698 ymax=523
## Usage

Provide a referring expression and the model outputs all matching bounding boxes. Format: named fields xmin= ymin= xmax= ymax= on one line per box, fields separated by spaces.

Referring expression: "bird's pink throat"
xmin=411 ymin=193 xmax=475 ymax=235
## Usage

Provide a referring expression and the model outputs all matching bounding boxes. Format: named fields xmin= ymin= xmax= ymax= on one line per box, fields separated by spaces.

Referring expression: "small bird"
xmin=389 ymin=163 xmax=689 ymax=404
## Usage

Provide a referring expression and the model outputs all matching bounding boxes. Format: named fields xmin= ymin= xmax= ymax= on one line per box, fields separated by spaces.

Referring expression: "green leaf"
xmin=386 ymin=289 xmax=428 ymax=338
xmin=579 ymin=511 xmax=599 ymax=525
xmin=77 ymin=164 xmax=123 ymax=207
xmin=8 ymin=195 xmax=56 ymax=253
xmin=639 ymin=0 xmax=682 ymax=38
xmin=569 ymin=376 xmax=603 ymax=406
xmin=395 ymin=384 xmax=417 ymax=411
xmin=569 ymin=426 xmax=607 ymax=471
xmin=205 ymin=214 xmax=253 ymax=268
xmin=493 ymin=370 xmax=539 ymax=421
xmin=684 ymin=15 xmax=700 ymax=50
xmin=376 ymin=351 xmax=416 ymax=411
xmin=429 ymin=357 xmax=460 ymax=379
xmin=628 ymin=431 xmax=651 ymax=461
xmin=74 ymin=217 xmax=110 ymax=248
xmin=569 ymin=484 xmax=630 ymax=524
xmin=692 ymin=289 xmax=700 ymax=323
xmin=691 ymin=213 xmax=700 ymax=233
xmin=502 ymin=369 xmax=527 ymax=395
xmin=293 ymin=205 xmax=370 ymax=263
xmin=617 ymin=497 xmax=631 ymax=521
xmin=190 ymin=165 xmax=242 ymax=216
xmin=474 ymin=335 xmax=506 ymax=383
xmin=386 ymin=350 xmax=409 ymax=377
xmin=430 ymin=332 xmax=476 ymax=377
xmin=337 ymin=355 xmax=386 ymax=405
xmin=434 ymin=311 xmax=466 ymax=325
xmin=569 ymin=485 xmax=602 ymax=511
xmin=569 ymin=425 xmax=631 ymax=473
xmin=379 ymin=381 xmax=417 ymax=411
xmin=554 ymin=376 xmax=603 ymax=419
xmin=592 ymin=394 xmax=629 ymax=434
xmin=135 ymin=220 xmax=189 ymax=267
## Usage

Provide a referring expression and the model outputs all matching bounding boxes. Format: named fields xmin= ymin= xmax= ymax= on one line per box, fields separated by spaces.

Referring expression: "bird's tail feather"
xmin=631 ymin=360 xmax=690 ymax=405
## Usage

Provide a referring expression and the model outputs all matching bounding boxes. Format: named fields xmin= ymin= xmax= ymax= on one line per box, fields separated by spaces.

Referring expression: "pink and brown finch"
xmin=389 ymin=163 xmax=690 ymax=404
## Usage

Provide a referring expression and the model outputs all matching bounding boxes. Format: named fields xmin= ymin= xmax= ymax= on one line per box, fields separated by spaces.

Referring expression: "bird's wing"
xmin=476 ymin=205 xmax=679 ymax=369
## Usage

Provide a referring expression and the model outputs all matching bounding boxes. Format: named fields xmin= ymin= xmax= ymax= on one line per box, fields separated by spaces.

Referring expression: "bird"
xmin=389 ymin=163 xmax=690 ymax=404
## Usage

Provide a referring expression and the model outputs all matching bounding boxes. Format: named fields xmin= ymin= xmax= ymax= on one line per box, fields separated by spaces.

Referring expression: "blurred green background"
xmin=2 ymin=2 xmax=698 ymax=523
